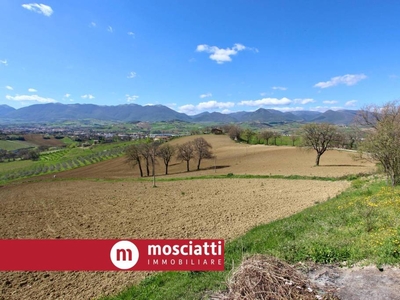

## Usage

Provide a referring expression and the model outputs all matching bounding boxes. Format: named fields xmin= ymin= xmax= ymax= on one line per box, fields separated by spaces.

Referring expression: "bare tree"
xmin=177 ymin=142 xmax=195 ymax=172
xmin=221 ymin=124 xmax=233 ymax=134
xmin=157 ymin=143 xmax=175 ymax=175
xmin=125 ymin=144 xmax=143 ymax=177
xmin=301 ymin=123 xmax=339 ymax=166
xmin=272 ymin=132 xmax=282 ymax=145
xmin=259 ymin=130 xmax=274 ymax=145
xmin=192 ymin=137 xmax=213 ymax=170
xmin=228 ymin=125 xmax=242 ymax=141
xmin=358 ymin=101 xmax=400 ymax=186
xmin=149 ymin=141 xmax=160 ymax=187
xmin=343 ymin=126 xmax=363 ymax=149
xmin=139 ymin=143 xmax=151 ymax=176
xmin=290 ymin=135 xmax=298 ymax=146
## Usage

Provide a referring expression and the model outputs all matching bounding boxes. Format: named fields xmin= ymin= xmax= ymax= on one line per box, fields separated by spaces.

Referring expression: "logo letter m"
xmin=116 ymin=248 xmax=132 ymax=261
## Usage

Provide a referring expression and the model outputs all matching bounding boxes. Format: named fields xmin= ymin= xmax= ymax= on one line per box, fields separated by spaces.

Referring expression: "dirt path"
xmin=307 ymin=264 xmax=400 ymax=300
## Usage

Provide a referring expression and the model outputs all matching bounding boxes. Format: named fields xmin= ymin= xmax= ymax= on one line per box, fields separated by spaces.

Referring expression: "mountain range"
xmin=0 ymin=103 xmax=359 ymax=125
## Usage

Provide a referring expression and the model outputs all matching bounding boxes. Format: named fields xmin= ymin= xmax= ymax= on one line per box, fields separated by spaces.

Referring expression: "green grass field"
xmin=0 ymin=140 xmax=37 ymax=151
xmin=0 ymin=160 xmax=35 ymax=172
xmin=0 ymin=141 xmax=137 ymax=184
xmin=102 ymin=176 xmax=400 ymax=300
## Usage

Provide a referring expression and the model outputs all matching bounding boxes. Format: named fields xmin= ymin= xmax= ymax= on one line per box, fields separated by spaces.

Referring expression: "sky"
xmin=0 ymin=0 xmax=399 ymax=115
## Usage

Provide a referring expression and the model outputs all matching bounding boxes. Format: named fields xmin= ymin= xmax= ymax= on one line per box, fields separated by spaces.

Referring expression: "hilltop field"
xmin=0 ymin=135 xmax=376 ymax=300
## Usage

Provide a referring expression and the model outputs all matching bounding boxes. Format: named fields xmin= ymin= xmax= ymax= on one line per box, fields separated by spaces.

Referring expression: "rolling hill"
xmin=0 ymin=103 xmax=359 ymax=125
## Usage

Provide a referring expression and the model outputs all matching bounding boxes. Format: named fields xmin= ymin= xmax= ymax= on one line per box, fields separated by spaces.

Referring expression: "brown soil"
xmin=0 ymin=135 xmax=382 ymax=300
xmin=52 ymin=135 xmax=376 ymax=180
xmin=23 ymin=134 xmax=65 ymax=147
xmin=0 ymin=179 xmax=348 ymax=299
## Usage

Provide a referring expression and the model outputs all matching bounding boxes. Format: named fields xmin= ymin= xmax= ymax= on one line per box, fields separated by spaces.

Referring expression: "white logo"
xmin=110 ymin=241 xmax=139 ymax=270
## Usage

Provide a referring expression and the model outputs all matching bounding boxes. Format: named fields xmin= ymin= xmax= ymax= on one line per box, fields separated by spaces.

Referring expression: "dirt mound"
xmin=213 ymin=255 xmax=338 ymax=300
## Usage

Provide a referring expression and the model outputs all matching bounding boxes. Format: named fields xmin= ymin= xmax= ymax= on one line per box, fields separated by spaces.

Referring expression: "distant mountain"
xmin=191 ymin=112 xmax=237 ymax=123
xmin=0 ymin=103 xmax=359 ymax=125
xmin=230 ymin=108 xmax=301 ymax=122
xmin=5 ymin=103 xmax=192 ymax=122
xmin=0 ymin=104 xmax=16 ymax=117
xmin=311 ymin=109 xmax=358 ymax=125
xmin=291 ymin=110 xmax=321 ymax=121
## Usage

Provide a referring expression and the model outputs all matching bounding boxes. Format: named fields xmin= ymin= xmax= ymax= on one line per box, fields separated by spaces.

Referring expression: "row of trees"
xmin=0 ymin=148 xmax=40 ymax=162
xmin=223 ymin=124 xmax=360 ymax=149
xmin=125 ymin=137 xmax=213 ymax=177
xmin=226 ymin=125 xmax=291 ymax=145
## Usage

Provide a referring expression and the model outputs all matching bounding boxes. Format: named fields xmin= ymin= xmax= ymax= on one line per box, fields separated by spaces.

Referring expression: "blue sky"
xmin=1 ymin=1 xmax=399 ymax=115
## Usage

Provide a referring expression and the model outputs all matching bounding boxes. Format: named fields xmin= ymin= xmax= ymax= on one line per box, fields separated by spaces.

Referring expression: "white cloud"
xmin=6 ymin=94 xmax=57 ymax=103
xmin=314 ymin=74 xmax=367 ymax=88
xmin=178 ymin=101 xmax=235 ymax=115
xmin=165 ymin=103 xmax=177 ymax=109
xmin=126 ymin=94 xmax=139 ymax=102
xmin=127 ymin=71 xmax=136 ymax=78
xmin=90 ymin=22 xmax=96 ymax=28
xmin=0 ymin=60 xmax=7 ymax=66
xmin=345 ymin=100 xmax=358 ymax=107
xmin=272 ymin=86 xmax=287 ymax=91
xmin=199 ymin=93 xmax=212 ymax=99
xmin=323 ymin=100 xmax=338 ymax=104
xmin=22 ymin=3 xmax=53 ymax=17
xmin=239 ymin=97 xmax=292 ymax=106
xmin=293 ymin=98 xmax=315 ymax=104
xmin=221 ymin=109 xmax=232 ymax=114
xmin=107 ymin=26 xmax=113 ymax=33
xmin=64 ymin=93 xmax=71 ymax=98
xmin=178 ymin=104 xmax=197 ymax=115
xmin=196 ymin=43 xmax=249 ymax=64
xmin=5 ymin=86 xmax=13 ymax=90
xmin=127 ymin=32 xmax=135 ymax=37
xmin=28 ymin=88 xmax=37 ymax=92
xmin=197 ymin=100 xmax=234 ymax=110
xmin=81 ymin=94 xmax=95 ymax=99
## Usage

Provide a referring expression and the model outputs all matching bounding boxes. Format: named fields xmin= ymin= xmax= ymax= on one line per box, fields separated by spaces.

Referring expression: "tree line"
xmin=0 ymin=148 xmax=40 ymax=162
xmin=125 ymin=137 xmax=213 ymax=177
xmin=215 ymin=124 xmax=361 ymax=149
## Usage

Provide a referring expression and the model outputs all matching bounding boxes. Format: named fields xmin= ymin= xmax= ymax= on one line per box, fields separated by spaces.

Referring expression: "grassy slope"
xmin=0 ymin=141 xmax=136 ymax=183
xmin=103 ymin=177 xmax=400 ymax=300
xmin=0 ymin=159 xmax=34 ymax=172
xmin=0 ymin=140 xmax=37 ymax=151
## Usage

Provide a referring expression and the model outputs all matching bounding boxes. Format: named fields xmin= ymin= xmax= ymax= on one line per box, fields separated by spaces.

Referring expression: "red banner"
xmin=0 ymin=239 xmax=224 ymax=271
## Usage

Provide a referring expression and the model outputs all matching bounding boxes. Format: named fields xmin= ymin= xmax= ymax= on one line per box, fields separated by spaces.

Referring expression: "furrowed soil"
xmin=23 ymin=134 xmax=65 ymax=147
xmin=0 ymin=135 xmax=378 ymax=299
xmin=51 ymin=135 xmax=375 ymax=180
xmin=0 ymin=179 xmax=349 ymax=300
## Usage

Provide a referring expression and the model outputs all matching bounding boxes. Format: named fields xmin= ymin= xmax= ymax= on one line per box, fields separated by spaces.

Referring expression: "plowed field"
xmin=0 ymin=135 xmax=376 ymax=299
